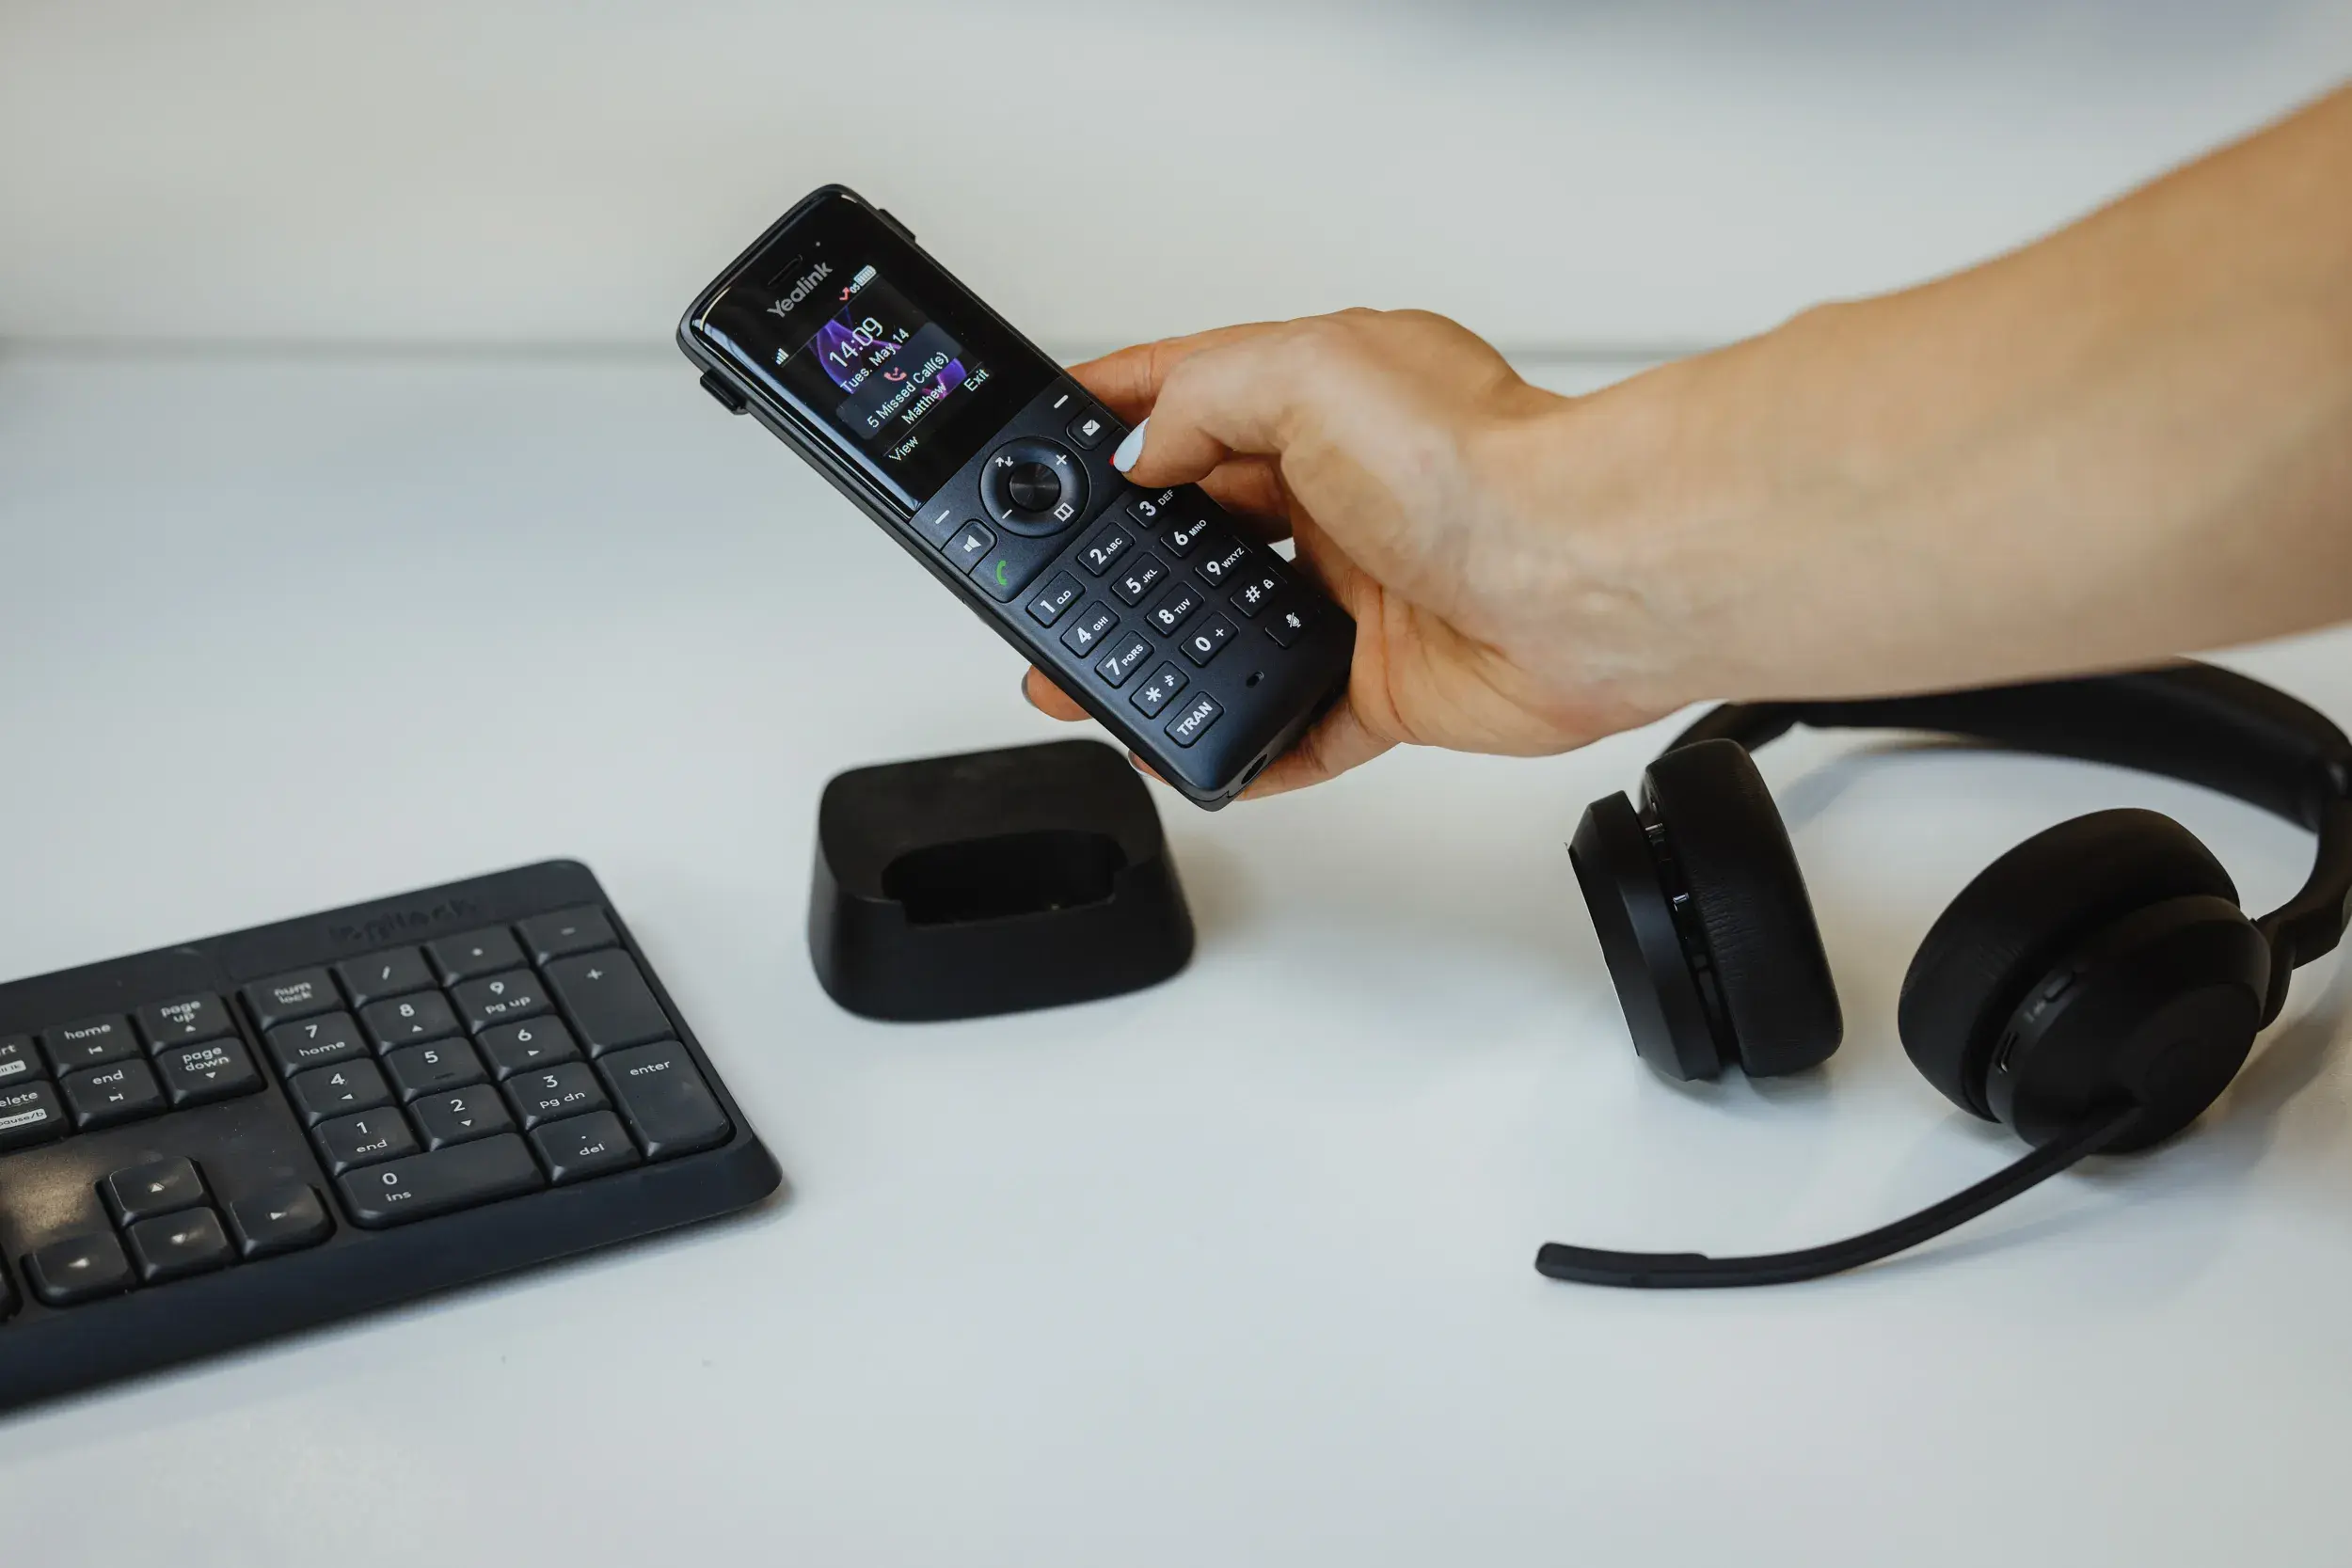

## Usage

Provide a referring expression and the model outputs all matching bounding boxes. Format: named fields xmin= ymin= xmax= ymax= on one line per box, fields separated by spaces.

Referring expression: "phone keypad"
xmin=898 ymin=376 xmax=1345 ymax=794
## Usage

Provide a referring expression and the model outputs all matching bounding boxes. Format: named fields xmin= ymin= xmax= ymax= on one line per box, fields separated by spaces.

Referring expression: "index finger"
xmin=1068 ymin=322 xmax=1288 ymax=423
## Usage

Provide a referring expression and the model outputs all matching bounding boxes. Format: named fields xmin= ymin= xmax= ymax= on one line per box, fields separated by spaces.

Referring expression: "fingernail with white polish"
xmin=1111 ymin=418 xmax=1148 ymax=473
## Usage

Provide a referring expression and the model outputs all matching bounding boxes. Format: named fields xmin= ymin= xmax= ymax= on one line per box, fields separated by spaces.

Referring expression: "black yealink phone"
xmin=677 ymin=185 xmax=1354 ymax=808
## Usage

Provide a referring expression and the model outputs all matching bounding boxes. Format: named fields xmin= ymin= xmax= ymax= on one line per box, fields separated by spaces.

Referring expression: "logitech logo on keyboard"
xmin=326 ymin=897 xmax=486 ymax=948
xmin=767 ymin=261 xmax=834 ymax=319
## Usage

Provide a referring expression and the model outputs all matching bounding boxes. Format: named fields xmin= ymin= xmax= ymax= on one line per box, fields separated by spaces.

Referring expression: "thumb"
xmin=1108 ymin=320 xmax=1330 ymax=488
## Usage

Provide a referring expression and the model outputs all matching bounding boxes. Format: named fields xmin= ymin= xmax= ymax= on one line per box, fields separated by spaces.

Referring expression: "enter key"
xmin=598 ymin=1040 xmax=733 ymax=1161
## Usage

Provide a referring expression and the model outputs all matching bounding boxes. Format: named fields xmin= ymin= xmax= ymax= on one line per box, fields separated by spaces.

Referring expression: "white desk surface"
xmin=2 ymin=351 xmax=2349 ymax=1567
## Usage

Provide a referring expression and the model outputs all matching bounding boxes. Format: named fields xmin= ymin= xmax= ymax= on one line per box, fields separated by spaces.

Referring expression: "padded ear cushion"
xmin=1641 ymin=739 xmax=1843 ymax=1075
xmin=1899 ymin=808 xmax=2238 ymax=1117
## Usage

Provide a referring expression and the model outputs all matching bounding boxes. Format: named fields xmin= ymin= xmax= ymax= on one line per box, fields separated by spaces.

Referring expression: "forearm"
xmin=1558 ymin=81 xmax=2352 ymax=713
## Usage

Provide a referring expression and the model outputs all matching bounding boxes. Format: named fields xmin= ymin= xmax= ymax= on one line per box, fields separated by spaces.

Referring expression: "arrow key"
xmin=226 ymin=1181 xmax=333 ymax=1259
xmin=413 ymin=1084 xmax=515 ymax=1150
xmin=24 ymin=1232 xmax=135 ymax=1306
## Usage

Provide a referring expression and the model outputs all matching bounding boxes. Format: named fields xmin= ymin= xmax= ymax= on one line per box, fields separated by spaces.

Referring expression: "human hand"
xmin=1021 ymin=310 xmax=1677 ymax=797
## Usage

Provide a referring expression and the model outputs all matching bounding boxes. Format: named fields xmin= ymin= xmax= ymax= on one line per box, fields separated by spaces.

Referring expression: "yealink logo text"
xmin=768 ymin=262 xmax=834 ymax=318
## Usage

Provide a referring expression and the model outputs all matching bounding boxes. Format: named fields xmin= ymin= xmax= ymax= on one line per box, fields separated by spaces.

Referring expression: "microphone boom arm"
xmin=1534 ymin=1106 xmax=2141 ymax=1289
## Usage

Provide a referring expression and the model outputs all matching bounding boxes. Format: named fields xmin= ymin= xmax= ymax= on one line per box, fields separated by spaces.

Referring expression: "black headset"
xmin=1543 ymin=661 xmax=2352 ymax=1289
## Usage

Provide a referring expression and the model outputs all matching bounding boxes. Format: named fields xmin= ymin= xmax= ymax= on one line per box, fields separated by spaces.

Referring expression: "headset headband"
xmin=1665 ymin=662 xmax=2352 ymax=1024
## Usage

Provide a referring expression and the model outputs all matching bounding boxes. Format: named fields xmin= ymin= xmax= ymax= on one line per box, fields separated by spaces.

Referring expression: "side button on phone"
xmin=697 ymin=371 xmax=747 ymax=413
xmin=1263 ymin=594 xmax=1314 ymax=648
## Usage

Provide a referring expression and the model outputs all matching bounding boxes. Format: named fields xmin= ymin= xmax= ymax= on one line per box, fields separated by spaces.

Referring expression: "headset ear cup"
xmin=1898 ymin=809 xmax=2239 ymax=1118
xmin=1641 ymin=739 xmax=1843 ymax=1075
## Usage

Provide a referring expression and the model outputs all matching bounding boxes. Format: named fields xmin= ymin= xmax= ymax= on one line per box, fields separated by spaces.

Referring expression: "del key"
xmin=543 ymin=951 xmax=672 ymax=1056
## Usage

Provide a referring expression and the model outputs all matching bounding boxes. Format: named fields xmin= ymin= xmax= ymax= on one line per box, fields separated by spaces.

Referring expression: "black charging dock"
xmin=809 ymin=739 xmax=1195 ymax=1021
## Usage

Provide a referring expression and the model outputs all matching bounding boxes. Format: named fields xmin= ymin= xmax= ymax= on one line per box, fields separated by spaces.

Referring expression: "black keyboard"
xmin=0 ymin=861 xmax=782 ymax=1412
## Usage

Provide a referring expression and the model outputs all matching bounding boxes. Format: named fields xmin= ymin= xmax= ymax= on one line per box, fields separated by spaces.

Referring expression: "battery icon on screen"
xmin=850 ymin=264 xmax=877 ymax=290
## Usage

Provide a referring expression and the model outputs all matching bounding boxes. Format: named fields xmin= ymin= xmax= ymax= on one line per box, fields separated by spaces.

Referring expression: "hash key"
xmin=384 ymin=1037 xmax=486 ymax=1101
xmin=413 ymin=1085 xmax=514 ymax=1150
xmin=361 ymin=990 xmax=461 ymax=1052
xmin=289 ymin=1058 xmax=393 ymax=1124
xmin=451 ymin=969 xmax=548 ymax=1034
xmin=530 ymin=1109 xmax=641 ymax=1185
xmin=543 ymin=951 xmax=672 ymax=1055
xmin=477 ymin=1016 xmax=580 ymax=1079
xmin=502 ymin=1062 xmax=610 ymax=1131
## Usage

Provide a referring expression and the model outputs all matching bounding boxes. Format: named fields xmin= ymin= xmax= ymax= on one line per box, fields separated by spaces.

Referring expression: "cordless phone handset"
xmin=676 ymin=185 xmax=1353 ymax=809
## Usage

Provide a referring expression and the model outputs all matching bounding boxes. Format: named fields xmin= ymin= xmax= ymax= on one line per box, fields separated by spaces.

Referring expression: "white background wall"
xmin=5 ymin=0 xmax=2350 ymax=355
